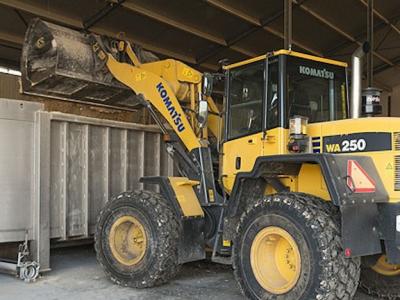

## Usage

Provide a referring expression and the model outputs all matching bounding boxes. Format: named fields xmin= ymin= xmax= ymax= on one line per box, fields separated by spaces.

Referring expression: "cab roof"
xmin=223 ymin=49 xmax=348 ymax=70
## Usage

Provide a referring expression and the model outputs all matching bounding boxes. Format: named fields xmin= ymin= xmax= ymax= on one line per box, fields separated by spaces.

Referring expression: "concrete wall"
xmin=389 ymin=85 xmax=400 ymax=117
xmin=377 ymin=85 xmax=400 ymax=117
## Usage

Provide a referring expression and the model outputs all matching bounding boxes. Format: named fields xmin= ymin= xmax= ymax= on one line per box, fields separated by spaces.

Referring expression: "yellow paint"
xmin=372 ymin=255 xmax=400 ymax=276
xmin=224 ymin=55 xmax=268 ymax=70
xmin=206 ymin=96 xmax=222 ymax=141
xmin=222 ymin=128 xmax=287 ymax=193
xmin=222 ymin=117 xmax=400 ymax=204
xmin=125 ymin=42 xmax=141 ymax=66
xmin=298 ymin=164 xmax=330 ymax=200
xmin=169 ymin=177 xmax=204 ymax=217
xmin=272 ymin=49 xmax=348 ymax=67
xmin=223 ymin=240 xmax=231 ymax=247
xmin=222 ymin=132 xmax=265 ymax=192
xmin=208 ymin=189 xmax=215 ymax=202
xmin=223 ymin=49 xmax=347 ymax=70
xmin=313 ymin=117 xmax=400 ymax=203
xmin=106 ymin=54 xmax=201 ymax=151
xmin=250 ymin=226 xmax=301 ymax=294
xmin=135 ymin=72 xmax=146 ymax=81
xmin=108 ymin=215 xmax=147 ymax=266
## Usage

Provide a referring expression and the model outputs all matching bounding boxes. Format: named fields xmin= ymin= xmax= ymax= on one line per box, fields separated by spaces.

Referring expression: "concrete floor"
xmin=0 ymin=246 xmax=377 ymax=300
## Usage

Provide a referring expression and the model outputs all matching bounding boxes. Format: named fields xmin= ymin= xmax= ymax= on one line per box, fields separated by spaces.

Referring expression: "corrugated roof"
xmin=0 ymin=0 xmax=398 ymax=91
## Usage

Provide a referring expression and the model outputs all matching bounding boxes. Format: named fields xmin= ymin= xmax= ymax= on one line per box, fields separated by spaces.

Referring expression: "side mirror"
xmin=202 ymin=73 xmax=214 ymax=97
xmin=198 ymin=100 xmax=208 ymax=128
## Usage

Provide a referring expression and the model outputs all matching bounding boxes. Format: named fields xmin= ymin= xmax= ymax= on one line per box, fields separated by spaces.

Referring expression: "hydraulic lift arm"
xmin=21 ymin=18 xmax=221 ymax=153
xmin=93 ymin=39 xmax=220 ymax=152
xmin=21 ymin=18 xmax=223 ymax=211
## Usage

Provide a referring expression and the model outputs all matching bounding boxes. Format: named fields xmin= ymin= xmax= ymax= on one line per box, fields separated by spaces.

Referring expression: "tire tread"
xmin=233 ymin=192 xmax=360 ymax=300
xmin=94 ymin=190 xmax=180 ymax=288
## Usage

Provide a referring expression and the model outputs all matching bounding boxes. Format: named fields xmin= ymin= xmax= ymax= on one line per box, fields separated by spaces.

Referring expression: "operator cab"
xmin=221 ymin=51 xmax=349 ymax=190
xmin=223 ymin=50 xmax=349 ymax=141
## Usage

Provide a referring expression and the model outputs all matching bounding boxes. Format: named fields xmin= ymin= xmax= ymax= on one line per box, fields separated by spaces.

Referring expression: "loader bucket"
xmin=21 ymin=19 xmax=141 ymax=108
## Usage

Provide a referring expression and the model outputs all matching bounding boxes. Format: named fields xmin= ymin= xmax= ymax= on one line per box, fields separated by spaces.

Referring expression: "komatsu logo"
xmin=156 ymin=82 xmax=185 ymax=132
xmin=299 ymin=66 xmax=334 ymax=79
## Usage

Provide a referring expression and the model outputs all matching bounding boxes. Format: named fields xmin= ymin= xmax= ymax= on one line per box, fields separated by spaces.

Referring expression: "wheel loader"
xmin=21 ymin=19 xmax=400 ymax=299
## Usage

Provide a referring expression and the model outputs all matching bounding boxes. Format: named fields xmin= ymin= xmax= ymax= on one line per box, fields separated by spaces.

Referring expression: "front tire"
xmin=94 ymin=190 xmax=181 ymax=288
xmin=233 ymin=192 xmax=360 ymax=300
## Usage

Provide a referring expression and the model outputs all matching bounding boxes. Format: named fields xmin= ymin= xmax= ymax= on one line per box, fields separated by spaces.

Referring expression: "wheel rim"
xmin=250 ymin=226 xmax=301 ymax=294
xmin=109 ymin=215 xmax=147 ymax=266
xmin=372 ymin=255 xmax=400 ymax=276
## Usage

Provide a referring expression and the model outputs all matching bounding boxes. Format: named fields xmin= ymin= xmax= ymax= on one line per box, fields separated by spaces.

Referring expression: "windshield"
xmin=286 ymin=56 xmax=347 ymax=124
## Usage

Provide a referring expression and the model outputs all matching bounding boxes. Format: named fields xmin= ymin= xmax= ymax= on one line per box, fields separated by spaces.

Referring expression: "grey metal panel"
xmin=87 ymin=125 xmax=108 ymax=234
xmin=0 ymin=99 xmax=42 ymax=243
xmin=0 ymin=100 xmax=173 ymax=271
xmin=143 ymin=132 xmax=161 ymax=192
xmin=32 ymin=111 xmax=51 ymax=271
xmin=47 ymin=113 xmax=172 ymax=240
xmin=0 ymin=99 xmax=42 ymax=122
xmin=127 ymin=130 xmax=145 ymax=191
xmin=49 ymin=121 xmax=63 ymax=239
xmin=66 ymin=123 xmax=86 ymax=238
xmin=109 ymin=128 xmax=124 ymax=197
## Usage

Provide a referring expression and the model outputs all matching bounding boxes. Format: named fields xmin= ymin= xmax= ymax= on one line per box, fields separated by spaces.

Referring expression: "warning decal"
xmin=346 ymin=160 xmax=376 ymax=193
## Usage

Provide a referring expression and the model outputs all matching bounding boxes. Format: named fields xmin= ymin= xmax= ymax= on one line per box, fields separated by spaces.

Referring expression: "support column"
xmin=284 ymin=0 xmax=293 ymax=50
xmin=367 ymin=0 xmax=374 ymax=87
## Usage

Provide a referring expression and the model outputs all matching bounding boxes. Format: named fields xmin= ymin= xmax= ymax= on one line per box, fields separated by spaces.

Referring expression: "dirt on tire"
xmin=94 ymin=190 xmax=181 ymax=288
xmin=233 ymin=192 xmax=360 ymax=300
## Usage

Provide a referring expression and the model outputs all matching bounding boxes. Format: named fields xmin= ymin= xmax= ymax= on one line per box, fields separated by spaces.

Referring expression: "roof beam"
xmin=14 ymin=8 xmax=28 ymax=27
xmin=292 ymin=0 xmax=398 ymax=70
xmin=0 ymin=0 xmax=82 ymax=28
xmin=372 ymin=78 xmax=392 ymax=92
xmin=0 ymin=57 xmax=20 ymax=69
xmin=325 ymin=13 xmax=400 ymax=55
xmin=83 ymin=0 xmax=125 ymax=30
xmin=197 ymin=9 xmax=284 ymax=64
xmin=374 ymin=55 xmax=400 ymax=75
xmin=205 ymin=0 xmax=323 ymax=56
xmin=121 ymin=1 xmax=257 ymax=57
xmin=0 ymin=0 xmax=218 ymax=71
xmin=0 ymin=30 xmax=23 ymax=45
xmin=358 ymin=0 xmax=400 ymax=36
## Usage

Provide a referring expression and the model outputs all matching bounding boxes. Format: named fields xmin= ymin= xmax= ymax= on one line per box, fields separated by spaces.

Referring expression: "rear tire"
xmin=360 ymin=255 xmax=400 ymax=299
xmin=233 ymin=192 xmax=360 ymax=300
xmin=94 ymin=190 xmax=181 ymax=288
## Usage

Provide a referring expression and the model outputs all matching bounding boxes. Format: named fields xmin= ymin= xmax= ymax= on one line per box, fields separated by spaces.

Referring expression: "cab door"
xmin=262 ymin=58 xmax=285 ymax=157
xmin=222 ymin=61 xmax=266 ymax=192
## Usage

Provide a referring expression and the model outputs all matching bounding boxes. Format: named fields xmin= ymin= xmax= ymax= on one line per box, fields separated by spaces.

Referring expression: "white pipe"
xmin=351 ymin=42 xmax=370 ymax=118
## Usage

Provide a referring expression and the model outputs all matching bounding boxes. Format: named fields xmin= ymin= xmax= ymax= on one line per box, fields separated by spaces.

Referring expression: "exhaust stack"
xmin=350 ymin=42 xmax=370 ymax=119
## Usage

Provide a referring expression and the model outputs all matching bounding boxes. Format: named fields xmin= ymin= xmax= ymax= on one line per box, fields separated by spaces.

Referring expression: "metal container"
xmin=0 ymin=99 xmax=42 ymax=244
xmin=0 ymin=98 xmax=173 ymax=271
xmin=362 ymin=87 xmax=382 ymax=116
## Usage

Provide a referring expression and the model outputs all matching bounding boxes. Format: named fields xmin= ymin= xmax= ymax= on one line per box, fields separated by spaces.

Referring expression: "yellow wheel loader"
xmin=21 ymin=19 xmax=400 ymax=299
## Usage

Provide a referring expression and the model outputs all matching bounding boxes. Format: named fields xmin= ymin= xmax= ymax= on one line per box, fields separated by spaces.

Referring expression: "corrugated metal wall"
xmin=0 ymin=99 xmax=173 ymax=270
xmin=47 ymin=113 xmax=174 ymax=240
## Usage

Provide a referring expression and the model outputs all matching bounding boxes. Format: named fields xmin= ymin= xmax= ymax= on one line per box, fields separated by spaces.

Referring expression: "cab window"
xmin=266 ymin=61 xmax=279 ymax=130
xmin=286 ymin=57 xmax=347 ymax=124
xmin=228 ymin=62 xmax=265 ymax=139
